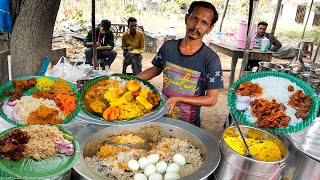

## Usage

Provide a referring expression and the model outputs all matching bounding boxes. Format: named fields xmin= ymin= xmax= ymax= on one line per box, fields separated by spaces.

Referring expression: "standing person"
xmin=121 ymin=17 xmax=145 ymax=75
xmin=84 ymin=19 xmax=117 ymax=70
xmin=246 ymin=21 xmax=282 ymax=71
xmin=136 ymin=1 xmax=224 ymax=127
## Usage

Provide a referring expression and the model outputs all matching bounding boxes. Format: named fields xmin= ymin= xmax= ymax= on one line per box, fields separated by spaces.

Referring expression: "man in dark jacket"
xmin=254 ymin=21 xmax=282 ymax=51
xmin=84 ymin=19 xmax=117 ymax=69
xmin=246 ymin=21 xmax=282 ymax=71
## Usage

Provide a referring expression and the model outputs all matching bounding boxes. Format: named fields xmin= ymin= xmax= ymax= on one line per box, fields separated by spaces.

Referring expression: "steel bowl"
xmin=258 ymin=62 xmax=284 ymax=72
xmin=73 ymin=117 xmax=221 ymax=180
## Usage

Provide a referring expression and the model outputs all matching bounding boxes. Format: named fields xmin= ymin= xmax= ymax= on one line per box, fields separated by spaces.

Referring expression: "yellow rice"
xmin=224 ymin=136 xmax=282 ymax=162
xmin=36 ymin=77 xmax=55 ymax=91
xmin=117 ymin=100 xmax=146 ymax=120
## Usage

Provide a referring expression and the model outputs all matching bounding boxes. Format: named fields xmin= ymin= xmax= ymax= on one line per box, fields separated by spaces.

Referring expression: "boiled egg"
xmin=166 ymin=163 xmax=180 ymax=173
xmin=139 ymin=157 xmax=150 ymax=169
xmin=173 ymin=154 xmax=186 ymax=166
xmin=164 ymin=172 xmax=181 ymax=180
xmin=147 ymin=154 xmax=160 ymax=164
xmin=128 ymin=159 xmax=140 ymax=171
xmin=237 ymin=96 xmax=251 ymax=103
xmin=155 ymin=161 xmax=167 ymax=173
xmin=134 ymin=173 xmax=148 ymax=180
xmin=148 ymin=172 xmax=162 ymax=180
xmin=236 ymin=102 xmax=249 ymax=111
xmin=144 ymin=164 xmax=156 ymax=177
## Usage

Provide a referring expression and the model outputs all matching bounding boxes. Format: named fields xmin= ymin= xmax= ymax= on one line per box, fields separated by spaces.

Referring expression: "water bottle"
xmin=260 ymin=37 xmax=270 ymax=52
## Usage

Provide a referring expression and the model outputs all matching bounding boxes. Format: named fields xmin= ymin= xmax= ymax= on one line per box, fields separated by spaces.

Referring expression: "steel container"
xmin=72 ymin=117 xmax=221 ymax=180
xmin=279 ymin=135 xmax=320 ymax=180
xmin=215 ymin=125 xmax=288 ymax=180
xmin=258 ymin=62 xmax=284 ymax=72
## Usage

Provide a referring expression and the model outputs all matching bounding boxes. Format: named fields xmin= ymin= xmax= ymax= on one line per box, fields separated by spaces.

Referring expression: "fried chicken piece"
xmin=288 ymin=85 xmax=294 ymax=92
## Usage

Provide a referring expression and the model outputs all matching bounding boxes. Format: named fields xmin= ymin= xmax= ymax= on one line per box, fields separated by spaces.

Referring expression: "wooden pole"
xmin=92 ymin=0 xmax=97 ymax=69
xmin=269 ymin=0 xmax=282 ymax=50
xmin=301 ymin=0 xmax=314 ymax=40
xmin=219 ymin=0 xmax=229 ymax=32
xmin=314 ymin=45 xmax=320 ymax=62
xmin=240 ymin=0 xmax=260 ymax=77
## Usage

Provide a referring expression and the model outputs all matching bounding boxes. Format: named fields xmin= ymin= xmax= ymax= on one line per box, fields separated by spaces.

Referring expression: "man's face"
xmin=100 ymin=26 xmax=107 ymax=35
xmin=257 ymin=25 xmax=267 ymax=37
xmin=129 ymin=22 xmax=137 ymax=33
xmin=185 ymin=6 xmax=214 ymax=40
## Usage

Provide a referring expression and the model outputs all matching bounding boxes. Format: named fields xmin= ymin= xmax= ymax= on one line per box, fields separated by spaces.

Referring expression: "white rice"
xmin=241 ymin=77 xmax=304 ymax=126
xmin=3 ymin=96 xmax=66 ymax=124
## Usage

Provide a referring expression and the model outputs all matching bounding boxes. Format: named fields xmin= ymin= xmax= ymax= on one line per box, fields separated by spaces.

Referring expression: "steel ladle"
xmin=228 ymin=107 xmax=255 ymax=159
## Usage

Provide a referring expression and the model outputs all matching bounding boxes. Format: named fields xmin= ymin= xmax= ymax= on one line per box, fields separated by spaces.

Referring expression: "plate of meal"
xmin=228 ymin=71 xmax=319 ymax=133
xmin=129 ymin=49 xmax=143 ymax=54
xmin=0 ymin=124 xmax=80 ymax=179
xmin=0 ymin=76 xmax=80 ymax=126
xmin=78 ymin=73 xmax=168 ymax=125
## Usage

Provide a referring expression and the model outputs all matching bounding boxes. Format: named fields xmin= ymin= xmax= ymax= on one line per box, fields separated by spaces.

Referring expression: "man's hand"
xmin=128 ymin=46 xmax=134 ymax=51
xmin=165 ymin=96 xmax=180 ymax=114
xmin=96 ymin=41 xmax=101 ymax=47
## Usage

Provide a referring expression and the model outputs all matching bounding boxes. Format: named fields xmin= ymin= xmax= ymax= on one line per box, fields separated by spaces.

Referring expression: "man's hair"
xmin=187 ymin=1 xmax=218 ymax=26
xmin=101 ymin=19 xmax=111 ymax=30
xmin=127 ymin=17 xmax=137 ymax=25
xmin=258 ymin=21 xmax=268 ymax=27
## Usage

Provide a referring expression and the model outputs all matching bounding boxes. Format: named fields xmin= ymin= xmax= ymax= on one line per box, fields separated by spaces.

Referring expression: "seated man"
xmin=121 ymin=17 xmax=145 ymax=75
xmin=84 ymin=19 xmax=117 ymax=70
xmin=246 ymin=21 xmax=282 ymax=71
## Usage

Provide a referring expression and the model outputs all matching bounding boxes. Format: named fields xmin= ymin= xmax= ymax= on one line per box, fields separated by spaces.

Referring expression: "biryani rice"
xmin=85 ymin=136 xmax=204 ymax=179
xmin=22 ymin=125 xmax=64 ymax=160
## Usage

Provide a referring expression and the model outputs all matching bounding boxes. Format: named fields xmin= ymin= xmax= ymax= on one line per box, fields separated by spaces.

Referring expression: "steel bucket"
xmin=215 ymin=125 xmax=288 ymax=180
xmin=258 ymin=62 xmax=284 ymax=72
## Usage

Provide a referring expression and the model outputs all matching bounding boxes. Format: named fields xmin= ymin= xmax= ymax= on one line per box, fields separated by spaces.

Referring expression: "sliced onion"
xmin=2 ymin=103 xmax=12 ymax=114
xmin=54 ymin=137 xmax=62 ymax=144
xmin=7 ymin=101 xmax=17 ymax=106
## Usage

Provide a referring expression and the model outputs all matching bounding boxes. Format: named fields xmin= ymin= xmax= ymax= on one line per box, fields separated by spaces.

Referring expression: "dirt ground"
xmin=108 ymin=48 xmax=292 ymax=142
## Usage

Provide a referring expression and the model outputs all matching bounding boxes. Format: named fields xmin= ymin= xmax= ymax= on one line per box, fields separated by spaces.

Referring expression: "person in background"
xmin=84 ymin=19 xmax=117 ymax=70
xmin=246 ymin=21 xmax=283 ymax=71
xmin=136 ymin=1 xmax=223 ymax=127
xmin=121 ymin=17 xmax=145 ymax=75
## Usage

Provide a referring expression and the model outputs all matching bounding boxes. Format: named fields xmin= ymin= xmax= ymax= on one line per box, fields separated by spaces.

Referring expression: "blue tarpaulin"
xmin=0 ymin=0 xmax=12 ymax=33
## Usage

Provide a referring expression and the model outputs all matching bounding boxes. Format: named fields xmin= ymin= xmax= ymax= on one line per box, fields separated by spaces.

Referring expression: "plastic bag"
xmin=45 ymin=57 xmax=88 ymax=83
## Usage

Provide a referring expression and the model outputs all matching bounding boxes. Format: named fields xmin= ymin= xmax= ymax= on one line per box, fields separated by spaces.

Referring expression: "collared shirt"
xmin=121 ymin=30 xmax=145 ymax=50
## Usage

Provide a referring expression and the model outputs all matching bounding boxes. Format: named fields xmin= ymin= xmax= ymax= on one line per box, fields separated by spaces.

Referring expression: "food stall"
xmin=0 ymin=61 xmax=319 ymax=179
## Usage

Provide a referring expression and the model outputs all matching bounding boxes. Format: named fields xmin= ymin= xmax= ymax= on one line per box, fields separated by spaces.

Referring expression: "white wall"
xmin=281 ymin=4 xmax=298 ymax=24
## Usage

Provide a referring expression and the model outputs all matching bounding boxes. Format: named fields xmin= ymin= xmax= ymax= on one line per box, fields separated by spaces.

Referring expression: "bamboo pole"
xmin=92 ymin=0 xmax=97 ymax=69
xmin=219 ymin=0 xmax=229 ymax=32
xmin=301 ymin=0 xmax=314 ymax=40
xmin=240 ymin=0 xmax=260 ymax=77
xmin=269 ymin=0 xmax=282 ymax=50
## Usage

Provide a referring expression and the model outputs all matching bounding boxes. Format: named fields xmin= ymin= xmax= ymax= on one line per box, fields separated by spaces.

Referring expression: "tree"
xmin=10 ymin=0 xmax=61 ymax=79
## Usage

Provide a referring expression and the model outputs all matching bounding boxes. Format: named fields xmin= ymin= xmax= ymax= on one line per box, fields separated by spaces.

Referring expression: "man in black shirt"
xmin=84 ymin=19 xmax=117 ymax=69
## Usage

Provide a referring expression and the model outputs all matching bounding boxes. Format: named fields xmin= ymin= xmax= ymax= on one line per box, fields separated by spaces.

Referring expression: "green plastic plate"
xmin=79 ymin=73 xmax=165 ymax=124
xmin=0 ymin=76 xmax=80 ymax=126
xmin=0 ymin=125 xmax=80 ymax=179
xmin=228 ymin=71 xmax=320 ymax=134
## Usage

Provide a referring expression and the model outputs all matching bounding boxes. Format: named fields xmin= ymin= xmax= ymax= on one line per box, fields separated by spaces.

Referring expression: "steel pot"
xmin=297 ymin=62 xmax=320 ymax=72
xmin=73 ymin=117 xmax=221 ymax=180
xmin=215 ymin=125 xmax=288 ymax=180
xmin=279 ymin=135 xmax=320 ymax=180
xmin=258 ymin=62 xmax=284 ymax=72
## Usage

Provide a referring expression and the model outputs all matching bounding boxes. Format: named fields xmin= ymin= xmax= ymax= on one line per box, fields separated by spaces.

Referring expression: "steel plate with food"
xmin=228 ymin=71 xmax=319 ymax=133
xmin=78 ymin=74 xmax=168 ymax=125
xmin=73 ymin=118 xmax=221 ymax=180
xmin=0 ymin=76 xmax=80 ymax=126
xmin=0 ymin=125 xmax=80 ymax=179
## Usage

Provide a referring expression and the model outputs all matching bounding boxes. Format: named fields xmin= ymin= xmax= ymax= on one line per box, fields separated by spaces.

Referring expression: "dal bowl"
xmin=73 ymin=117 xmax=221 ymax=180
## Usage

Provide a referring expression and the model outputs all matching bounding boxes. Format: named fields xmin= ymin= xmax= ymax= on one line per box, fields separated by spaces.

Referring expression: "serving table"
xmin=209 ymin=42 xmax=273 ymax=88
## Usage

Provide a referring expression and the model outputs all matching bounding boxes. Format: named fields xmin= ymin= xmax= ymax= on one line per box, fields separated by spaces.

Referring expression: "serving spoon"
xmin=228 ymin=107 xmax=255 ymax=159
